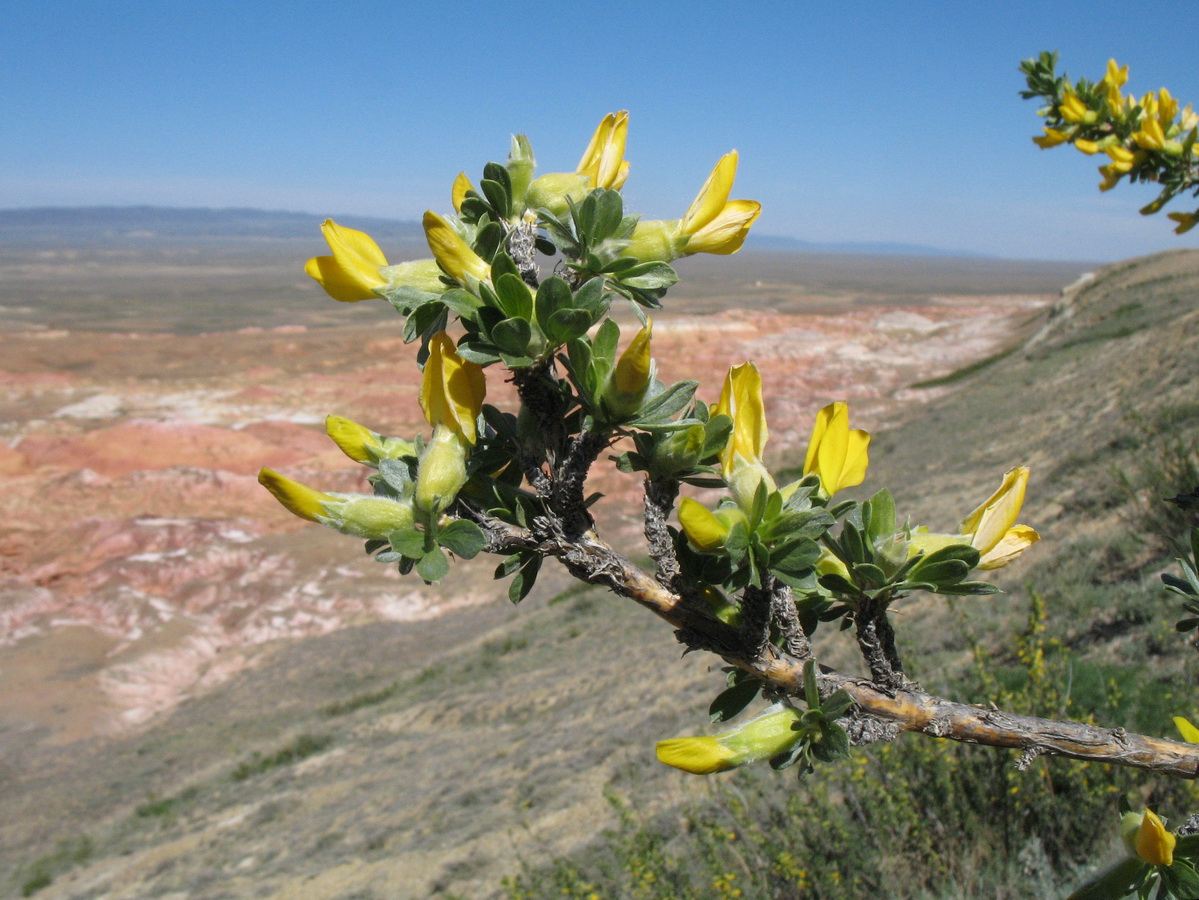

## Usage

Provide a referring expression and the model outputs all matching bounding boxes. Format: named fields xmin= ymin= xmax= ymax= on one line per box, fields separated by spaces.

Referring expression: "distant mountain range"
xmin=0 ymin=205 xmax=985 ymax=258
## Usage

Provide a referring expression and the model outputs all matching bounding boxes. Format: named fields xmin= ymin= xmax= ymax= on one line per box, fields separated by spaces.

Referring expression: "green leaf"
xmin=770 ymin=539 xmax=821 ymax=577
xmin=491 ymin=317 xmax=533 ymax=355
xmin=494 ymin=273 xmax=533 ymax=320
xmin=811 ymin=720 xmax=850 ymax=762
xmin=862 ymin=488 xmax=896 ymax=545
xmin=820 ymin=689 xmax=854 ymax=720
xmin=592 ymin=318 xmax=620 ymax=363
xmin=708 ymin=679 xmax=762 ymax=723
xmin=573 ymin=276 xmax=608 ymax=315
xmin=909 ymin=559 xmax=970 ymax=586
xmin=936 ymin=581 xmax=1001 ymax=596
xmin=438 ymin=520 xmax=487 ymax=559
xmin=390 ymin=529 xmax=429 ymax=560
xmin=480 ymin=178 xmax=511 ymax=219
xmin=546 ymin=308 xmax=594 ymax=345
xmin=475 ymin=222 xmax=504 ymax=262
xmin=440 ymin=288 xmax=484 ymax=319
xmin=534 ymin=277 xmax=572 ymax=325
xmin=618 ymin=260 xmax=679 ymax=290
xmin=508 ymin=553 xmax=541 ymax=604
xmin=377 ymin=458 xmax=412 ymax=493
xmin=417 ymin=547 xmax=450 ymax=582
xmin=631 ymin=380 xmax=698 ymax=424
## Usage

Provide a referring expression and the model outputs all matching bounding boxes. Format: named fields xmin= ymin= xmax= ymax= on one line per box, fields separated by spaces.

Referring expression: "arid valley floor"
xmin=11 ymin=215 xmax=1195 ymax=898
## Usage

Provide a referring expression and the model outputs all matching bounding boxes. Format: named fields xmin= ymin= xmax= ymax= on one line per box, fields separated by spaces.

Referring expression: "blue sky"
xmin=4 ymin=0 xmax=1198 ymax=261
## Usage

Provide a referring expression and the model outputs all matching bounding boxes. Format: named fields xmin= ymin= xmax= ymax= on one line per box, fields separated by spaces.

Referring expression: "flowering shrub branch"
xmin=256 ymin=103 xmax=1199 ymax=898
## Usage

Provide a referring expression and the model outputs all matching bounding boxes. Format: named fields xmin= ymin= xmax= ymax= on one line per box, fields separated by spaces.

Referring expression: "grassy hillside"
xmin=4 ymin=250 xmax=1199 ymax=899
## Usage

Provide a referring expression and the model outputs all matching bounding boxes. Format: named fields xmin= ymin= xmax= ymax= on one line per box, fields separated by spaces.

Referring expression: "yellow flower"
xmin=1135 ymin=809 xmax=1176 ymax=867
xmin=1097 ymin=164 xmax=1123 ymax=192
xmin=626 ymin=152 xmax=762 ymax=262
xmin=1175 ymin=715 xmax=1199 ymax=743
xmin=1133 ymin=115 xmax=1166 ymax=151
xmin=325 ymin=415 xmax=415 ymax=466
xmin=1032 ymin=127 xmax=1069 ymax=149
xmin=958 ymin=467 xmax=1039 ymax=569
xmin=602 ymin=320 xmax=655 ymax=419
xmin=613 ymin=319 xmax=654 ymax=395
xmin=802 ymin=402 xmax=870 ymax=497
xmin=452 ymin=171 xmax=475 ymax=214
xmin=415 ymin=332 xmax=487 ymax=516
xmin=422 ymin=211 xmax=491 ymax=286
xmin=1105 ymin=144 xmax=1139 ymax=172
xmin=420 ymin=333 xmax=487 ymax=445
xmin=258 ymin=468 xmax=415 ymax=537
xmin=258 ymin=468 xmax=334 ymax=523
xmin=657 ymin=704 xmax=803 ymax=775
xmin=1074 ymin=138 xmax=1100 ymax=155
xmin=678 ymin=152 xmax=762 ymax=255
xmin=1168 ymin=212 xmax=1198 ymax=234
xmin=714 ymin=362 xmax=776 ymax=508
xmin=1100 ymin=59 xmax=1129 ymax=112
xmin=525 ymin=111 xmax=629 ymax=217
xmin=677 ymin=498 xmax=747 ymax=553
xmin=576 ymin=110 xmax=630 ymax=191
xmin=1059 ymin=92 xmax=1094 ymax=125
xmin=1157 ymin=88 xmax=1179 ymax=127
xmin=903 ymin=468 xmax=1039 ymax=570
xmin=304 ymin=219 xmax=388 ymax=302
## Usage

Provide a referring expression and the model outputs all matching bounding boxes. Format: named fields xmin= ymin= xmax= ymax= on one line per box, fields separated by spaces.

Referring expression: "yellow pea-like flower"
xmin=714 ymin=362 xmax=775 ymax=508
xmin=1059 ymin=92 xmax=1093 ymax=125
xmin=1032 ymin=128 xmax=1069 ymax=149
xmin=958 ymin=467 xmax=1040 ymax=569
xmin=1135 ymin=809 xmax=1176 ymax=867
xmin=325 ymin=415 xmax=415 ymax=466
xmin=802 ymin=402 xmax=870 ymax=498
xmin=525 ymin=111 xmax=630 ymax=217
xmin=304 ymin=219 xmax=388 ymax=302
xmin=1168 ymin=212 xmax=1198 ymax=234
xmin=1133 ymin=115 xmax=1166 ymax=151
xmin=258 ymin=468 xmax=414 ymax=538
xmin=415 ymin=333 xmax=487 ymax=516
xmin=657 ymin=704 xmax=803 ymax=775
xmin=626 ymin=152 xmax=762 ymax=262
xmin=422 ymin=211 xmax=492 ymax=286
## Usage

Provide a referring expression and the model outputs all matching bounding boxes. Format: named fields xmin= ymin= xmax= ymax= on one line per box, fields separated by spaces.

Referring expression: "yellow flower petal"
xmin=678 ymin=498 xmax=729 ymax=553
xmin=613 ymin=319 xmax=653 ymax=395
xmin=1032 ymin=128 xmax=1069 ymax=149
xmin=977 ymin=524 xmax=1040 ymax=570
xmin=682 ymin=152 xmax=739 ymax=235
xmin=656 ymin=736 xmax=739 ymax=774
xmin=803 ymin=402 xmax=870 ymax=496
xmin=960 ymin=467 xmax=1029 ymax=555
xmin=685 ymin=200 xmax=763 ymax=256
xmin=304 ymin=219 xmax=388 ymax=302
xmin=1175 ymin=716 xmax=1199 ymax=743
xmin=422 ymin=211 xmax=491 ymax=285
xmin=420 ymin=332 xmax=487 ymax=445
xmin=258 ymin=468 xmax=335 ymax=522
xmin=576 ymin=111 xmax=629 ymax=190
xmin=716 ymin=362 xmax=768 ymax=477
xmin=1136 ymin=809 xmax=1176 ymax=867
xmin=452 ymin=171 xmax=475 ymax=214
xmin=325 ymin=415 xmax=377 ymax=463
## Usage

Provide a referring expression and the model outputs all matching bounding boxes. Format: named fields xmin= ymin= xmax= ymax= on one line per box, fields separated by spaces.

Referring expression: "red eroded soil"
xmin=0 ymin=297 xmax=1047 ymax=738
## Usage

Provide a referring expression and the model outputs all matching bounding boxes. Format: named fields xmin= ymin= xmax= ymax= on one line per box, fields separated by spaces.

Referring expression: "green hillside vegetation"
xmin=3 ymin=249 xmax=1199 ymax=899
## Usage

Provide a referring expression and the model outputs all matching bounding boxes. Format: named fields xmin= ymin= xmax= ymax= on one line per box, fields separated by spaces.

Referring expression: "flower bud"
xmin=657 ymin=704 xmax=803 ymax=775
xmin=325 ymin=416 xmax=415 ymax=466
xmin=1134 ymin=810 xmax=1176 ymax=867
xmin=415 ymin=425 xmax=469 ymax=516
xmin=678 ymin=498 xmax=745 ymax=553
xmin=258 ymin=468 xmax=414 ymax=539
xmin=507 ymin=134 xmax=536 ymax=212
xmin=601 ymin=320 xmax=655 ymax=419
